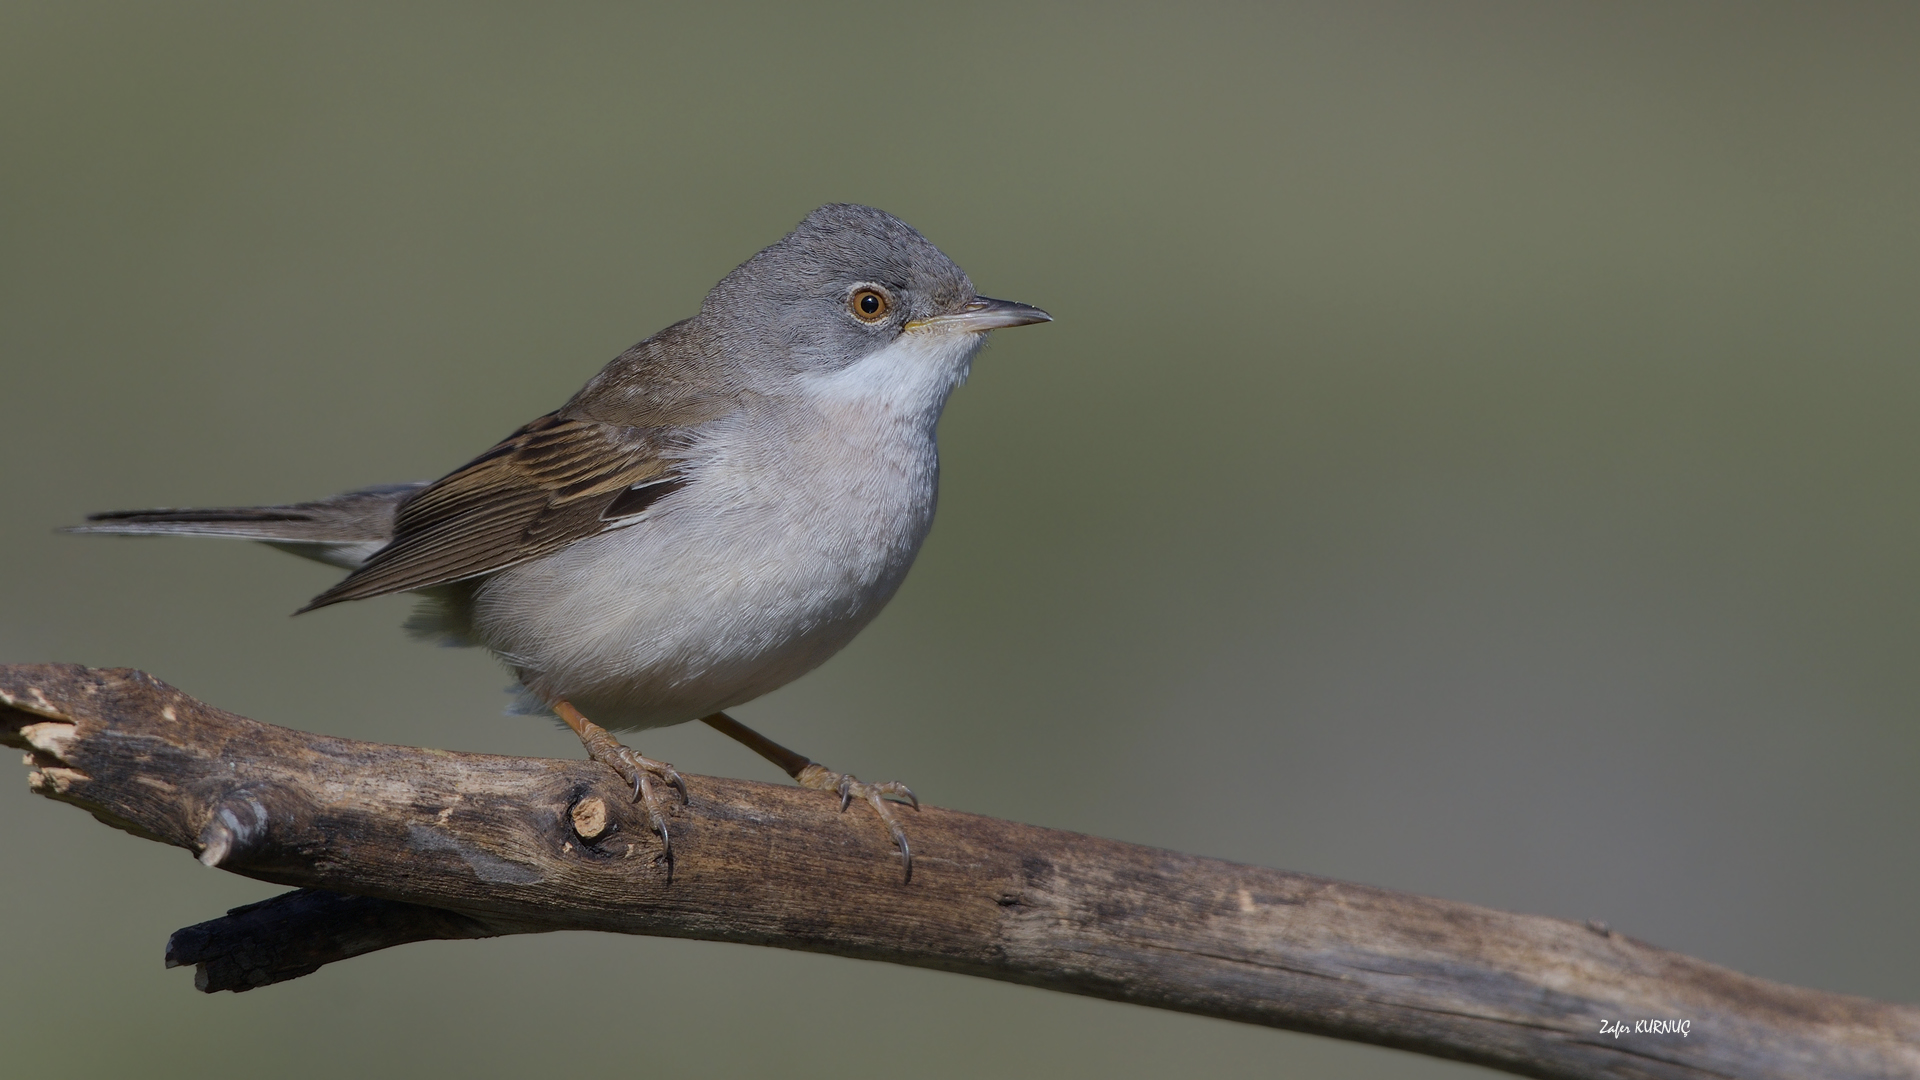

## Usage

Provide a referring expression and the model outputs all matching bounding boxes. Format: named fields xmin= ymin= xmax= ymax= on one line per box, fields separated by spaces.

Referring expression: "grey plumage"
xmin=72 ymin=482 xmax=424 ymax=570
xmin=71 ymin=204 xmax=1050 ymax=732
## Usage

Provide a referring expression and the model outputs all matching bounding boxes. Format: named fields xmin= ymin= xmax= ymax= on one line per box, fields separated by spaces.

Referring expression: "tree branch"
xmin=3 ymin=664 xmax=1913 ymax=1079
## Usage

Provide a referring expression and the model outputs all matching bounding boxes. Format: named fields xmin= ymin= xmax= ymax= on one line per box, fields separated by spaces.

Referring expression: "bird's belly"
xmin=466 ymin=440 xmax=935 ymax=730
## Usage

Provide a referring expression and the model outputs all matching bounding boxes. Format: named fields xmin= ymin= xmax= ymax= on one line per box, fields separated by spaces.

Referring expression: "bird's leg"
xmin=700 ymin=711 xmax=918 ymax=882
xmin=556 ymin=700 xmax=687 ymax=858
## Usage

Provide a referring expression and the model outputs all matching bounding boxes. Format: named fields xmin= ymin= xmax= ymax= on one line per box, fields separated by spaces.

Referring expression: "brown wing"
xmin=299 ymin=413 xmax=685 ymax=610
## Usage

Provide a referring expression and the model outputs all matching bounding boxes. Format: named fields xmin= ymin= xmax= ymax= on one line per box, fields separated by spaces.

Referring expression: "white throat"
xmin=795 ymin=328 xmax=984 ymax=432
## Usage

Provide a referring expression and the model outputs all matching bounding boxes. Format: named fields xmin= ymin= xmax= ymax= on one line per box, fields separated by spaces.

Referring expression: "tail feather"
xmin=68 ymin=482 xmax=426 ymax=571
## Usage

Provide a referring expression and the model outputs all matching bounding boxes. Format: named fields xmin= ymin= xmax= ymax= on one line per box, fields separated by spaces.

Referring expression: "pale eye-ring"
xmin=849 ymin=287 xmax=891 ymax=323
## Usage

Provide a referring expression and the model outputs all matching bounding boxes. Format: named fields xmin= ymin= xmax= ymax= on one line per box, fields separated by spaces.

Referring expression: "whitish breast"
xmin=474 ymin=329 xmax=981 ymax=727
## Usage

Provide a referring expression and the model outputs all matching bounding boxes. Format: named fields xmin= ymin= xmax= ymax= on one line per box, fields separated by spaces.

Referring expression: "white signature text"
xmin=1599 ymin=1019 xmax=1690 ymax=1038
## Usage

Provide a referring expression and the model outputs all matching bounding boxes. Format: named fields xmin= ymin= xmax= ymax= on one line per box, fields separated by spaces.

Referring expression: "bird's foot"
xmin=795 ymin=763 xmax=919 ymax=882
xmin=560 ymin=703 xmax=687 ymax=860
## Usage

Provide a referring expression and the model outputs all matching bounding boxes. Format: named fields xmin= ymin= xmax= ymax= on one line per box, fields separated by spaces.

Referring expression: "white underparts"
xmin=462 ymin=327 xmax=985 ymax=730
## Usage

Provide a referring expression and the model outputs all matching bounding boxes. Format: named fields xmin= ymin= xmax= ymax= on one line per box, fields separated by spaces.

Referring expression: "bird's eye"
xmin=849 ymin=287 xmax=891 ymax=323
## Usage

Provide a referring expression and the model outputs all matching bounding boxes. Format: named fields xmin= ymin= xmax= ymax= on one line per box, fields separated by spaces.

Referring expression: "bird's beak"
xmin=906 ymin=296 xmax=1053 ymax=333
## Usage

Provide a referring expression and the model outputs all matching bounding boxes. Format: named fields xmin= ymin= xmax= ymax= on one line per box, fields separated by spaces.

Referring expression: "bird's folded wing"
xmin=300 ymin=413 xmax=685 ymax=610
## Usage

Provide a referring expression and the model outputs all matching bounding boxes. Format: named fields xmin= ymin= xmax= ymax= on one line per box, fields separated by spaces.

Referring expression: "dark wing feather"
xmin=299 ymin=413 xmax=680 ymax=610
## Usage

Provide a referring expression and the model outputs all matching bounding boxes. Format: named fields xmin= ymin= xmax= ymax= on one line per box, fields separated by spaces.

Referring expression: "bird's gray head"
xmin=700 ymin=204 xmax=1050 ymax=377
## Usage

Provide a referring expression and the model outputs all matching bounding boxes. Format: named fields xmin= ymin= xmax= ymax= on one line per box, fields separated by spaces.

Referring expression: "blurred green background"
xmin=4 ymin=3 xmax=1917 ymax=1077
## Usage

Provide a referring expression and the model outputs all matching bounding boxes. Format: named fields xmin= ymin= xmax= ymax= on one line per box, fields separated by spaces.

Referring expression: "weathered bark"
xmin=3 ymin=664 xmax=1914 ymax=1079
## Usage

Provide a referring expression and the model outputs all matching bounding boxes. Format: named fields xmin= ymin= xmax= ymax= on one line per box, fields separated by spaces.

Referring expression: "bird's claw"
xmin=799 ymin=764 xmax=919 ymax=883
xmin=836 ymin=776 xmax=917 ymax=812
xmin=580 ymin=726 xmax=684 ymax=860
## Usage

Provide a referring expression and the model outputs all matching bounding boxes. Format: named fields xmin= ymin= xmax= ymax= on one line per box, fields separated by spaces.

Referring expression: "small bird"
xmin=72 ymin=204 xmax=1051 ymax=880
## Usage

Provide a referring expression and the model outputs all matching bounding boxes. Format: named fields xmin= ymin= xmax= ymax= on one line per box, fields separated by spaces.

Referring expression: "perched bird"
xmin=72 ymin=204 xmax=1051 ymax=880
